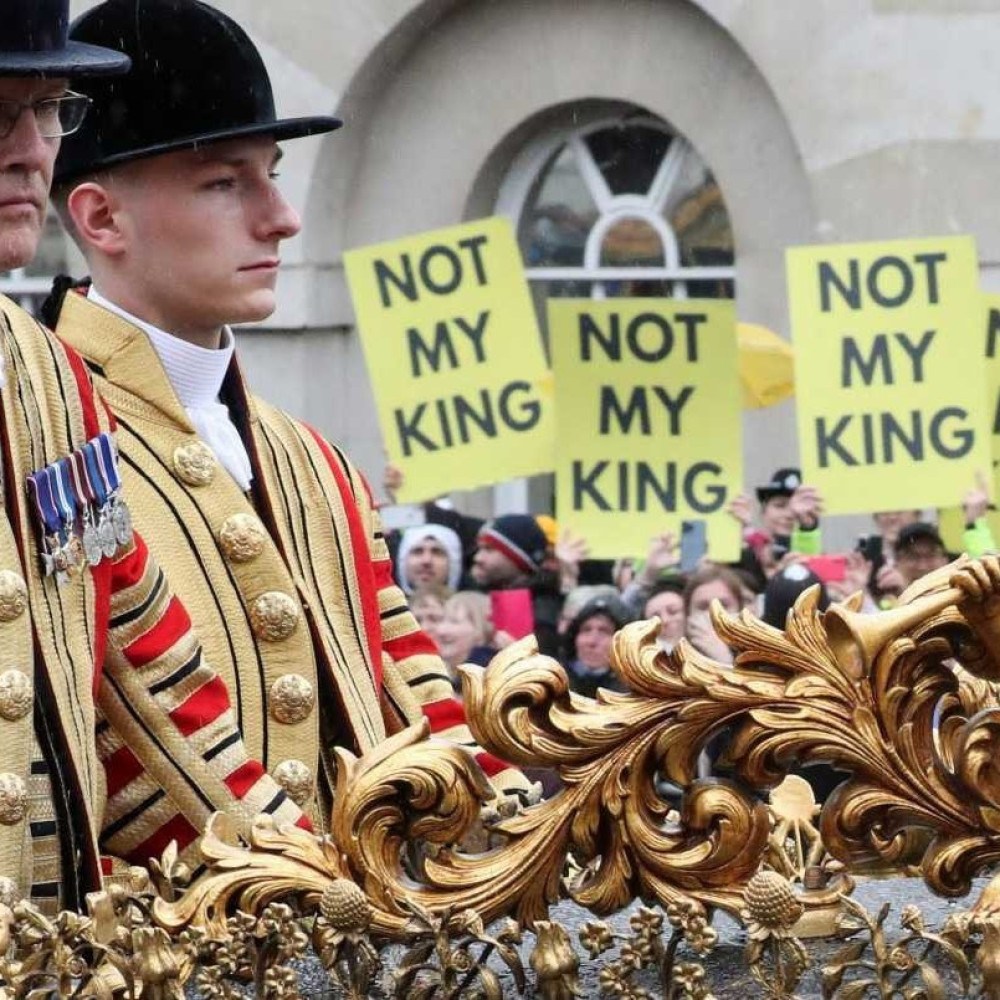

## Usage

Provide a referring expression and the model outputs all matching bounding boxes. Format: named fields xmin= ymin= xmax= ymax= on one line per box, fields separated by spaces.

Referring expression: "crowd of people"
xmin=384 ymin=464 xmax=995 ymax=700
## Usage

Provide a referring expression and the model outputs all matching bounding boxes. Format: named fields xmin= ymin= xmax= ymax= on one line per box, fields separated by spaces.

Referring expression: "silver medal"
xmin=111 ymin=499 xmax=132 ymax=546
xmin=82 ymin=518 xmax=102 ymax=567
xmin=98 ymin=510 xmax=118 ymax=559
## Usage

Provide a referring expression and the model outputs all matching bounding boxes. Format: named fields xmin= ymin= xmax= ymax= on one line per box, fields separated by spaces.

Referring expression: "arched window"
xmin=498 ymin=114 xmax=734 ymax=325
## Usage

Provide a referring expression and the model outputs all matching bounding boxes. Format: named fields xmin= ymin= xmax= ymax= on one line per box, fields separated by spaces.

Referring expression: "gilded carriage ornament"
xmin=13 ymin=554 xmax=1000 ymax=995
xmin=156 ymin=554 xmax=1000 ymax=939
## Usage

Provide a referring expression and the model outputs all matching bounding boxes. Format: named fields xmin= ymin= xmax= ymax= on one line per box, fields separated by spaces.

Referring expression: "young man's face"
xmin=0 ymin=77 xmax=64 ymax=270
xmin=470 ymin=544 xmax=520 ymax=588
xmin=84 ymin=135 xmax=300 ymax=339
xmin=895 ymin=540 xmax=947 ymax=586
xmin=404 ymin=538 xmax=450 ymax=589
xmin=761 ymin=494 xmax=794 ymax=536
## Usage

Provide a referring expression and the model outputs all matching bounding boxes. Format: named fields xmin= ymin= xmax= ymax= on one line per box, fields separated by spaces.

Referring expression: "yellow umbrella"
xmin=738 ymin=322 xmax=795 ymax=409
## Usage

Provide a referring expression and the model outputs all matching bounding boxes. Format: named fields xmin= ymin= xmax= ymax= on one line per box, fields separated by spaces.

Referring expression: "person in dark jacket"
xmin=560 ymin=595 xmax=634 ymax=698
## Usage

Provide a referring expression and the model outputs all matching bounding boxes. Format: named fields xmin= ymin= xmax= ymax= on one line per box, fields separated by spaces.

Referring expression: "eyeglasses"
xmin=0 ymin=91 xmax=92 ymax=141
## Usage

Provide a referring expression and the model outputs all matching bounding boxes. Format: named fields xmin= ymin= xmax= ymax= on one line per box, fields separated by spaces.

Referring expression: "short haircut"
xmin=682 ymin=563 xmax=744 ymax=615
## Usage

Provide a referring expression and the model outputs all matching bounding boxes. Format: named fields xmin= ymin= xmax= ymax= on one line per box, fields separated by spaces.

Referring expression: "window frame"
xmin=496 ymin=115 xmax=736 ymax=300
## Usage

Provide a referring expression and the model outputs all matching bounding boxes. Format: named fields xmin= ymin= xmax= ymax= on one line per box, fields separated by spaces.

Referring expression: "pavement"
xmin=186 ymin=875 xmax=991 ymax=998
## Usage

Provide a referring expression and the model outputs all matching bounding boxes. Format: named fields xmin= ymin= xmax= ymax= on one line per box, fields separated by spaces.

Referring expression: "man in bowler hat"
xmin=49 ymin=0 xmax=530 ymax=840
xmin=0 ymin=0 xmax=301 ymax=911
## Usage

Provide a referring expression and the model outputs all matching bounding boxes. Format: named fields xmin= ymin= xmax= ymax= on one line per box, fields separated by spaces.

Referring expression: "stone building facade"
xmin=13 ymin=0 xmax=1000 ymax=530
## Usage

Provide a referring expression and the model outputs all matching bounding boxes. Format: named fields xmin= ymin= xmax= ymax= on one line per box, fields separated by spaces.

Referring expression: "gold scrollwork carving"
xmin=153 ymin=554 xmax=1000 ymax=967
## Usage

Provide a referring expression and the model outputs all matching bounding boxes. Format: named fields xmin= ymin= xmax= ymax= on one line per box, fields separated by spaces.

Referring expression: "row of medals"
xmin=46 ymin=496 xmax=132 ymax=578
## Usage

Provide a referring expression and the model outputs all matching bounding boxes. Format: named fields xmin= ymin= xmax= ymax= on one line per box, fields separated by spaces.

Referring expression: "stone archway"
xmin=299 ymin=0 xmax=818 ymax=476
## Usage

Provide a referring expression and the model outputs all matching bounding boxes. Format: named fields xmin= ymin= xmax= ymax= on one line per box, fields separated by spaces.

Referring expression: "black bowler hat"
xmin=0 ymin=0 xmax=130 ymax=78
xmin=54 ymin=0 xmax=341 ymax=184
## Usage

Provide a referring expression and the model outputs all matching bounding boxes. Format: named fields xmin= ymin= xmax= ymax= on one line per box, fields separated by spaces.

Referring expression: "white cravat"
xmin=87 ymin=287 xmax=253 ymax=490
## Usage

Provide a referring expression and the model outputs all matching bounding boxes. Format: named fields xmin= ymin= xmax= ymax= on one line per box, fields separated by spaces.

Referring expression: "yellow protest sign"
xmin=938 ymin=295 xmax=1000 ymax=551
xmin=786 ymin=236 xmax=990 ymax=514
xmin=344 ymin=217 xmax=554 ymax=502
xmin=549 ymin=299 xmax=742 ymax=561
xmin=986 ymin=294 xmax=1000 ymax=496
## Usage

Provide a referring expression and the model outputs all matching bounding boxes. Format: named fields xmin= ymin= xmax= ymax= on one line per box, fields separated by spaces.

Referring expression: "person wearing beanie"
xmin=473 ymin=514 xmax=550 ymax=587
xmin=396 ymin=523 xmax=463 ymax=594
xmin=560 ymin=596 xmax=634 ymax=698
xmin=471 ymin=513 xmax=564 ymax=658
xmin=45 ymin=0 xmax=533 ymax=867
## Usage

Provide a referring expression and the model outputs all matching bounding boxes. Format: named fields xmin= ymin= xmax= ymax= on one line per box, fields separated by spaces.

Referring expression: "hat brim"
xmin=756 ymin=487 xmax=793 ymax=504
xmin=54 ymin=114 xmax=342 ymax=183
xmin=0 ymin=40 xmax=131 ymax=78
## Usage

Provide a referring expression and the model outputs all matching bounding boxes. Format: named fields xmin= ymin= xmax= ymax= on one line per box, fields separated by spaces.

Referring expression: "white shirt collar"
xmin=86 ymin=286 xmax=254 ymax=490
xmin=87 ymin=285 xmax=234 ymax=408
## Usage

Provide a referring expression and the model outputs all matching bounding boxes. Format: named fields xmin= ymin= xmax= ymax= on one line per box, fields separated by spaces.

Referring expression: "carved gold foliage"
xmin=150 ymin=551 xmax=1000 ymax=985
xmin=708 ymin=558 xmax=1000 ymax=899
xmin=457 ymin=625 xmax=772 ymax=921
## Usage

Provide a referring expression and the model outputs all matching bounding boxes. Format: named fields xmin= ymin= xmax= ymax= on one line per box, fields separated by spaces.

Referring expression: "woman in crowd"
xmin=436 ymin=591 xmax=497 ymax=686
xmin=683 ymin=564 xmax=744 ymax=664
xmin=643 ymin=579 xmax=687 ymax=651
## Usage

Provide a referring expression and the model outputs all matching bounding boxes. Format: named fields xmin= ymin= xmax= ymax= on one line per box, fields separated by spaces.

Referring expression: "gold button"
xmin=250 ymin=592 xmax=299 ymax=641
xmin=0 ymin=774 xmax=26 ymax=825
xmin=0 ymin=572 xmax=27 ymax=623
xmin=272 ymin=759 xmax=313 ymax=805
xmin=0 ymin=671 xmax=32 ymax=722
xmin=173 ymin=440 xmax=217 ymax=487
xmin=0 ymin=876 xmax=18 ymax=907
xmin=219 ymin=513 xmax=267 ymax=563
xmin=269 ymin=674 xmax=315 ymax=725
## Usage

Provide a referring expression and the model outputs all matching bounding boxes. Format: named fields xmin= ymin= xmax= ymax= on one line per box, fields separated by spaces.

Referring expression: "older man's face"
xmin=0 ymin=77 xmax=64 ymax=270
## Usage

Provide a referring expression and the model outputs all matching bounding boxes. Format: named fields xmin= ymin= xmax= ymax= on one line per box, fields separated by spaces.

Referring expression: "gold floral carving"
xmin=150 ymin=553 xmax=1000 ymax=950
